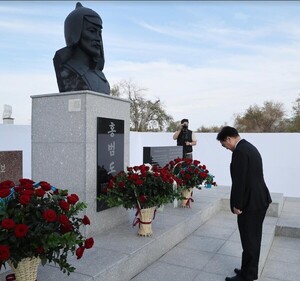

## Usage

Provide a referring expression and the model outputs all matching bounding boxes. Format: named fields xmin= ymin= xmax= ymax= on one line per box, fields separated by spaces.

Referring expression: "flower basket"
xmin=98 ymin=163 xmax=182 ymax=237
xmin=181 ymin=188 xmax=194 ymax=208
xmin=133 ymin=207 xmax=156 ymax=237
xmin=7 ymin=257 xmax=40 ymax=281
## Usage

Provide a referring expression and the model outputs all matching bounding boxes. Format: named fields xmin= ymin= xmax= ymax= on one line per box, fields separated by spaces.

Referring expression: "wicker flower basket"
xmin=8 ymin=257 xmax=40 ymax=281
xmin=136 ymin=207 xmax=156 ymax=237
xmin=181 ymin=188 xmax=194 ymax=208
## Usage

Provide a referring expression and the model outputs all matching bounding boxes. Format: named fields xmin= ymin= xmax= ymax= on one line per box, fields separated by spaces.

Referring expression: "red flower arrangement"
xmin=164 ymin=158 xmax=210 ymax=189
xmin=0 ymin=179 xmax=93 ymax=275
xmin=164 ymin=158 xmax=215 ymax=207
xmin=99 ymin=163 xmax=182 ymax=209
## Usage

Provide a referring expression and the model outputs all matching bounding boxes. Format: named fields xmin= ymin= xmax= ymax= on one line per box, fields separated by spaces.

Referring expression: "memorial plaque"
xmin=0 ymin=151 xmax=22 ymax=184
xmin=97 ymin=117 xmax=124 ymax=212
xmin=143 ymin=146 xmax=183 ymax=167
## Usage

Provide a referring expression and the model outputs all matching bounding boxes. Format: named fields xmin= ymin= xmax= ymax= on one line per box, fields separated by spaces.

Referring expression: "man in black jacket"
xmin=217 ymin=126 xmax=272 ymax=281
xmin=173 ymin=119 xmax=197 ymax=159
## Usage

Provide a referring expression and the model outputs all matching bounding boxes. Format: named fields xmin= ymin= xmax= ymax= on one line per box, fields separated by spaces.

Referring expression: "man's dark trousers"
xmin=237 ymin=209 xmax=267 ymax=281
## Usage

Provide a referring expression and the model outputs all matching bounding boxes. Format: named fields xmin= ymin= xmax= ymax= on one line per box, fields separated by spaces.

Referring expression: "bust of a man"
xmin=53 ymin=2 xmax=110 ymax=94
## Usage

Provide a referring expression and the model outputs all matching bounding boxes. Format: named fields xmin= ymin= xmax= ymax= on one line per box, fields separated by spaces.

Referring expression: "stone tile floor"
xmin=130 ymin=197 xmax=300 ymax=281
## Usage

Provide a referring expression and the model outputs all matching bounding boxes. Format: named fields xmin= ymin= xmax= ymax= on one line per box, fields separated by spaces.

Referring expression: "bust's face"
xmin=79 ymin=18 xmax=102 ymax=58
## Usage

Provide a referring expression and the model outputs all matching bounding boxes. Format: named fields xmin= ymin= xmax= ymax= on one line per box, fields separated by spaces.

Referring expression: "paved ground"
xmin=130 ymin=196 xmax=300 ymax=281
xmin=129 ymin=211 xmax=273 ymax=281
xmin=260 ymin=197 xmax=300 ymax=281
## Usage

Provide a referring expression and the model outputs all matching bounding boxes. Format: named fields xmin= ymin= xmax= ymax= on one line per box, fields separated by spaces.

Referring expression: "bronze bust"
xmin=53 ymin=2 xmax=110 ymax=94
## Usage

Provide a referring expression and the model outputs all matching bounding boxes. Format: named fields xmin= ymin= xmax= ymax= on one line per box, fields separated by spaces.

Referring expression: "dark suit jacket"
xmin=230 ymin=139 xmax=272 ymax=213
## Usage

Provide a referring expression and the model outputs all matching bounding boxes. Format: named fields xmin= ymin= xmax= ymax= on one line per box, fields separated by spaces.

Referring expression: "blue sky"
xmin=1 ymin=1 xmax=300 ymax=129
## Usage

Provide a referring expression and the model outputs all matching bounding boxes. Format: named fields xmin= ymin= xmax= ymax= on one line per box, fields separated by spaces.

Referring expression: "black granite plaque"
xmin=143 ymin=146 xmax=183 ymax=167
xmin=0 ymin=151 xmax=22 ymax=184
xmin=97 ymin=117 xmax=124 ymax=212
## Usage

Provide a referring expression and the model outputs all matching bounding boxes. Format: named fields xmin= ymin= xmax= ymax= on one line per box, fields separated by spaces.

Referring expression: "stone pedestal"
xmin=31 ymin=90 xmax=130 ymax=236
xmin=2 ymin=117 xmax=14 ymax=124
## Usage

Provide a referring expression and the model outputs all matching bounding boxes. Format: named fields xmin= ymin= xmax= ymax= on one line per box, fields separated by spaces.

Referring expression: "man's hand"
xmin=233 ymin=207 xmax=242 ymax=215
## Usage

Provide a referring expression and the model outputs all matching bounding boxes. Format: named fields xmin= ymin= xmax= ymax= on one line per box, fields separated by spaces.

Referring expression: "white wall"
xmin=1 ymin=125 xmax=299 ymax=197
xmin=130 ymin=132 xmax=300 ymax=198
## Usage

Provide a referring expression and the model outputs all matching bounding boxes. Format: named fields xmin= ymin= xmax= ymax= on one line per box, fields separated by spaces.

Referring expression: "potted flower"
xmin=165 ymin=158 xmax=210 ymax=207
xmin=99 ymin=164 xmax=181 ymax=236
xmin=0 ymin=179 xmax=94 ymax=281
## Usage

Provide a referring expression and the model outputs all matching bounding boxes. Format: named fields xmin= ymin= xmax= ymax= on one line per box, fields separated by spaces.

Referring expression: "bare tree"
xmin=196 ymin=124 xmax=226 ymax=132
xmin=111 ymin=80 xmax=173 ymax=131
xmin=234 ymin=101 xmax=286 ymax=132
xmin=289 ymin=94 xmax=300 ymax=131
xmin=166 ymin=120 xmax=180 ymax=132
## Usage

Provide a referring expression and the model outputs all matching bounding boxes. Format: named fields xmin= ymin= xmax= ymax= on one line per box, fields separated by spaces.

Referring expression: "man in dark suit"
xmin=216 ymin=126 xmax=272 ymax=281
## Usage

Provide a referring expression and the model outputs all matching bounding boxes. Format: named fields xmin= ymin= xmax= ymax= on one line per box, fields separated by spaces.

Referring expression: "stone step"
xmin=275 ymin=197 xmax=300 ymax=238
xmin=275 ymin=225 xmax=300 ymax=238
xmin=0 ymin=187 xmax=226 ymax=281
xmin=129 ymin=211 xmax=277 ymax=281
xmin=221 ymin=191 xmax=284 ymax=217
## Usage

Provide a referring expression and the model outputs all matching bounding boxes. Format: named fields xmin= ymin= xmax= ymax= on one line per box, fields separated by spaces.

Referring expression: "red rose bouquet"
xmin=0 ymin=179 xmax=94 ymax=275
xmin=165 ymin=158 xmax=210 ymax=189
xmin=164 ymin=158 xmax=213 ymax=207
xmin=99 ymin=164 xmax=181 ymax=209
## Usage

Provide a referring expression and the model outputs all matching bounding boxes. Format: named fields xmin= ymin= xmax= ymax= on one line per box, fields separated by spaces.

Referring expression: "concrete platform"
xmin=1 ymin=186 xmax=299 ymax=281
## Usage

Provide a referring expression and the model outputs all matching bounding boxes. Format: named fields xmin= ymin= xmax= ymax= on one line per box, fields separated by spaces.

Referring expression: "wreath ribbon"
xmin=183 ymin=190 xmax=194 ymax=208
xmin=185 ymin=197 xmax=194 ymax=208
xmin=132 ymin=208 xmax=156 ymax=227
xmin=6 ymin=273 xmax=37 ymax=281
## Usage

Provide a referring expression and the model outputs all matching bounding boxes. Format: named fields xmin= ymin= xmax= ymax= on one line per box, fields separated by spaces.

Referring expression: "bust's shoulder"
xmin=63 ymin=59 xmax=89 ymax=76
xmin=58 ymin=64 xmax=89 ymax=92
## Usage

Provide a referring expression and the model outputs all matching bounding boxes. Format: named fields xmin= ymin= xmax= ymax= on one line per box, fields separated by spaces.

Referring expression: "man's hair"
xmin=216 ymin=126 xmax=239 ymax=141
xmin=181 ymin=119 xmax=189 ymax=124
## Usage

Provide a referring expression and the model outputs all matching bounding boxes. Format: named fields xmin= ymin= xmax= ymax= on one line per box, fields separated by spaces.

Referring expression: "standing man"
xmin=173 ymin=119 xmax=197 ymax=159
xmin=216 ymin=126 xmax=272 ymax=281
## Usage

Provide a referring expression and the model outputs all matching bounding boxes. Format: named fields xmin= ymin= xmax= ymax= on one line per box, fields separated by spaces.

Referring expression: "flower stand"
xmin=8 ymin=257 xmax=40 ymax=281
xmin=133 ymin=207 xmax=156 ymax=237
xmin=181 ymin=188 xmax=194 ymax=208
